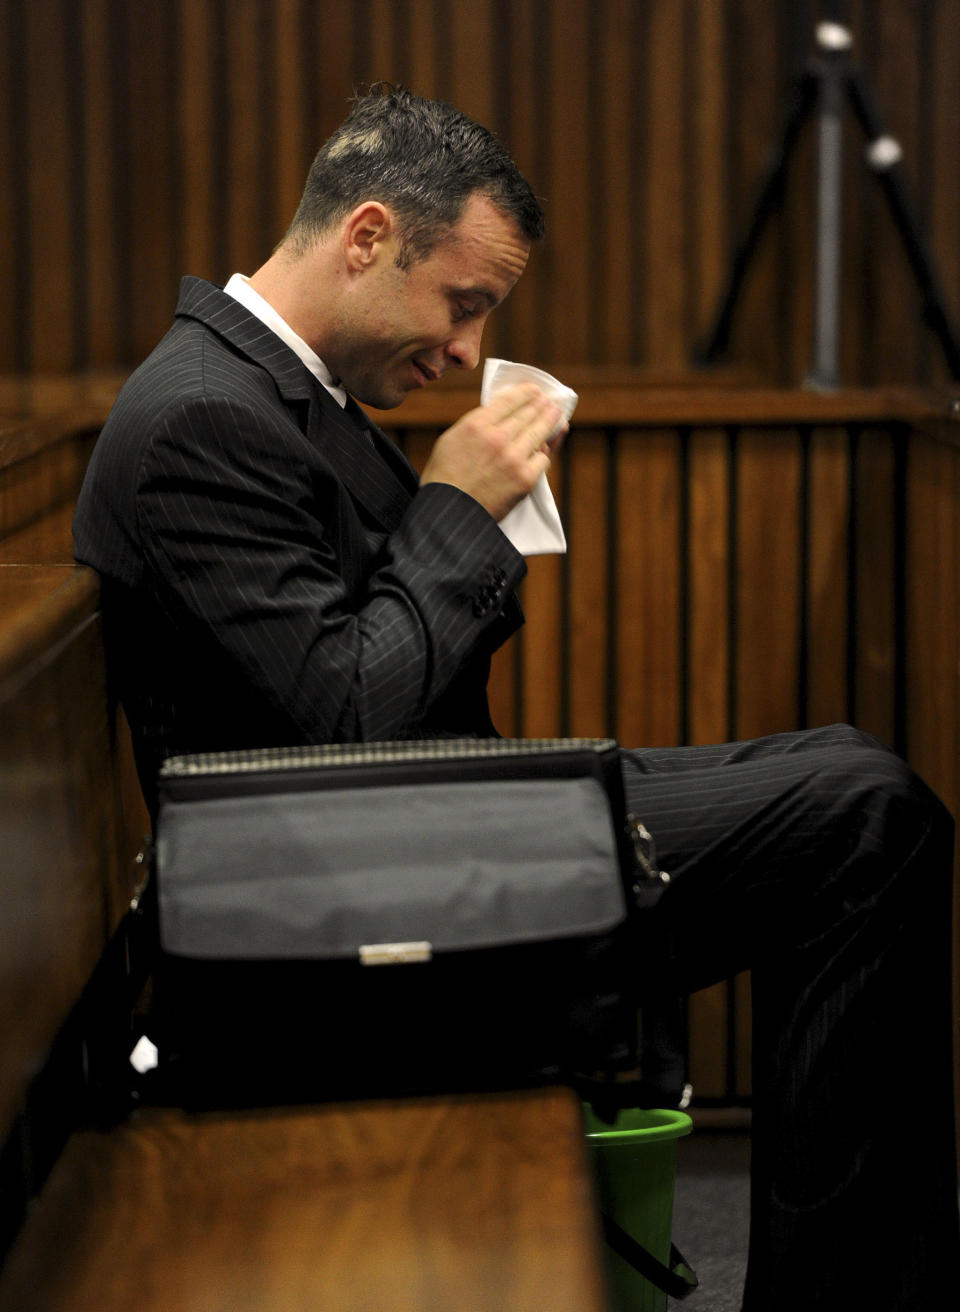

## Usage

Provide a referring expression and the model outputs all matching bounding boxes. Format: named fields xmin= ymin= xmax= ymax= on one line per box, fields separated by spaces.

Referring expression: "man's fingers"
xmin=485 ymin=383 xmax=562 ymax=433
xmin=483 ymin=381 xmax=543 ymax=423
xmin=483 ymin=383 xmax=565 ymax=455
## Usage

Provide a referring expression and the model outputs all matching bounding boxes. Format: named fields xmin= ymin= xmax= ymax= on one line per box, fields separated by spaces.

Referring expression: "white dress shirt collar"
xmin=223 ymin=272 xmax=347 ymax=408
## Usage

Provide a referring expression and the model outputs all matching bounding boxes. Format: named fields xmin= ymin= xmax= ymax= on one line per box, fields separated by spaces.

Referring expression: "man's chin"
xmin=348 ymin=381 xmax=408 ymax=412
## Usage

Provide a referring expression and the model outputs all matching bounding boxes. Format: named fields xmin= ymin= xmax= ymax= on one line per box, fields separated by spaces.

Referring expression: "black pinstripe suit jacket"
xmin=73 ymin=277 xmax=526 ymax=804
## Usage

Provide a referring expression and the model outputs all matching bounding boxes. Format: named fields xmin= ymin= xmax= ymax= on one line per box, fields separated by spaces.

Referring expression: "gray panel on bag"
xmin=157 ymin=777 xmax=626 ymax=959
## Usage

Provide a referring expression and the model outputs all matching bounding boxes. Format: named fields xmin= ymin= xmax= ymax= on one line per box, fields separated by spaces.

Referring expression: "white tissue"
xmin=480 ymin=358 xmax=577 ymax=556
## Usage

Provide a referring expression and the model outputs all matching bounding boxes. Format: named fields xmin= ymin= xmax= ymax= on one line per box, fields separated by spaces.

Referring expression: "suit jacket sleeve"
xmin=135 ymin=392 xmax=526 ymax=742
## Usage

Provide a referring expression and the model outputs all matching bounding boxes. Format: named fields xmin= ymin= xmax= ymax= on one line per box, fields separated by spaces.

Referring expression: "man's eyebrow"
xmin=454 ymin=285 xmax=499 ymax=309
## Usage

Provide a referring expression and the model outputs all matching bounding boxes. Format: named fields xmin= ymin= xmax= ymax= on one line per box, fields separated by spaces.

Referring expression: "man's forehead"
xmin=438 ymin=195 xmax=531 ymax=282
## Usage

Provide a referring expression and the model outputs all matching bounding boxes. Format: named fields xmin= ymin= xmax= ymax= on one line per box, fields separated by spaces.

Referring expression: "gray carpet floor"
xmin=669 ymin=1128 xmax=750 ymax=1311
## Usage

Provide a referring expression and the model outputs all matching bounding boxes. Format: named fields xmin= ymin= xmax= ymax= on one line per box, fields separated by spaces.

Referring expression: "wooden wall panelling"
xmin=542 ymin=0 xmax=593 ymax=366
xmin=613 ymin=428 xmax=682 ymax=750
xmin=271 ymin=0 xmax=311 ymax=245
xmin=223 ymin=0 xmax=275 ymax=277
xmin=490 ymin=0 xmax=545 ymax=369
xmin=564 ymin=428 xmax=611 ymax=739
xmin=517 ymin=523 xmax=565 ymax=740
xmin=5 ymin=1 xmax=960 ymax=383
xmin=80 ymin=0 xmax=123 ymax=371
xmin=688 ymin=0 xmax=732 ymax=360
xmin=903 ymin=420 xmax=960 ymax=1131
xmin=686 ymin=426 xmax=732 ymax=747
xmin=779 ymin=4 xmax=817 ymax=386
xmin=864 ymin=0 xmax=924 ymax=384
xmin=22 ymin=0 xmax=76 ymax=375
xmin=733 ymin=427 xmax=803 ymax=740
xmin=805 ymin=425 xmax=852 ymax=727
xmin=930 ymin=1 xmax=960 ymax=387
xmin=126 ymin=1 xmax=181 ymax=365
xmin=905 ymin=427 xmax=960 ymax=818
xmin=363 ymin=0 xmax=403 ymax=97
xmin=684 ymin=423 xmax=737 ymax=1101
xmin=643 ymin=0 xmax=687 ymax=373
xmin=403 ymin=0 xmax=442 ymax=99
xmin=0 ymin=1 xmax=15 ymax=372
xmin=595 ymin=0 xmax=641 ymax=363
xmin=850 ymin=427 xmax=900 ymax=747
xmin=178 ymin=0 xmax=218 ymax=283
xmin=724 ymin=0 xmax=791 ymax=383
xmin=447 ymin=3 xmax=497 ymax=135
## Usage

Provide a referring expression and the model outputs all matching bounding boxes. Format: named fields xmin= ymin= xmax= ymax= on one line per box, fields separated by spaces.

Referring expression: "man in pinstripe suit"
xmin=74 ymin=86 xmax=957 ymax=1308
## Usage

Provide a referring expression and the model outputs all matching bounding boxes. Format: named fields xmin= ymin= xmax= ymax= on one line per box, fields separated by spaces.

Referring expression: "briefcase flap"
xmin=155 ymin=739 xmax=630 ymax=961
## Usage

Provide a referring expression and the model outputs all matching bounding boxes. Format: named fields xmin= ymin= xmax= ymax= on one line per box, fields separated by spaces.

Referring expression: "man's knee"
xmin=817 ymin=732 xmax=953 ymax=877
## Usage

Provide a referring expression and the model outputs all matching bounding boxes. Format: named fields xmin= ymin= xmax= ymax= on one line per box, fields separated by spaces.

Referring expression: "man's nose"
xmin=446 ymin=319 xmax=485 ymax=371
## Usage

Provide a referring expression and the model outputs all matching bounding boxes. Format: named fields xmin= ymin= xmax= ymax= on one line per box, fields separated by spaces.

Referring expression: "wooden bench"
xmin=0 ymin=404 xmax=610 ymax=1310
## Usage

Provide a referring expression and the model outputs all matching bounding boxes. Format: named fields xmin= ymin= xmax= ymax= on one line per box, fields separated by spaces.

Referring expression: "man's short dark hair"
xmin=285 ymin=83 xmax=545 ymax=267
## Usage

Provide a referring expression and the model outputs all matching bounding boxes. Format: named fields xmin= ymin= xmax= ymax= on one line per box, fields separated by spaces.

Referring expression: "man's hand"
xmin=419 ymin=383 xmax=567 ymax=522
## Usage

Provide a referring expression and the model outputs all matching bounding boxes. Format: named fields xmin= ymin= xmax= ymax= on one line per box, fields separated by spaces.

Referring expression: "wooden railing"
xmin=2 ymin=374 xmax=958 ymax=1124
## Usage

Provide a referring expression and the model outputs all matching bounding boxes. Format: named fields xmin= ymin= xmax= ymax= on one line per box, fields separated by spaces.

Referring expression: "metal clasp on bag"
xmin=359 ymin=941 xmax=433 ymax=966
xmin=626 ymin=815 xmax=671 ymax=891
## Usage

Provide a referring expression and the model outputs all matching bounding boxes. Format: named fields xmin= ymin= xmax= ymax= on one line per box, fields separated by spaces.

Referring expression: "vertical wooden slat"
xmin=905 ymin=431 xmax=959 ymax=813
xmin=688 ymin=0 xmax=730 ymax=355
xmin=177 ymin=0 xmax=217 ymax=280
xmin=839 ymin=0 xmax=870 ymax=386
xmin=686 ymin=427 xmax=731 ymax=745
xmin=930 ymin=0 xmax=960 ymax=386
xmin=725 ymin=0 xmax=787 ymax=381
xmin=805 ymin=426 xmax=851 ymax=726
xmin=80 ymin=0 xmax=123 ymax=368
xmin=734 ymin=429 xmax=802 ymax=738
xmin=643 ymin=0 xmax=686 ymax=371
xmin=126 ymin=0 xmax=181 ymax=358
xmin=613 ymin=429 xmax=682 ymax=749
xmin=447 ymin=2 xmax=505 ymax=362
xmin=779 ymin=14 xmax=816 ymax=385
xmin=304 ymin=0 xmax=358 ymax=142
xmin=25 ymin=0 xmax=76 ymax=372
xmin=685 ymin=425 xmax=739 ymax=1106
xmin=448 ymin=2 xmax=496 ymax=130
xmin=904 ymin=424 xmax=960 ymax=1134
xmin=542 ymin=0 xmax=593 ymax=363
xmin=405 ymin=0 xmax=441 ymax=99
xmin=565 ymin=430 xmax=611 ymax=737
xmin=272 ymin=0 xmax=312 ymax=243
xmin=852 ymin=427 xmax=897 ymax=745
xmin=518 ymin=489 xmax=566 ymax=738
xmin=223 ymin=0 xmax=274 ymax=276
xmin=496 ymin=0 xmax=547 ymax=366
xmin=595 ymin=0 xmax=640 ymax=362
xmin=364 ymin=0 xmax=403 ymax=86
xmin=866 ymin=0 xmax=923 ymax=382
xmin=0 ymin=0 xmax=21 ymax=370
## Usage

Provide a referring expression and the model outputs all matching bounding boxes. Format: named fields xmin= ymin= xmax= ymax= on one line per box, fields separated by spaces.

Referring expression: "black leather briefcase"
xmin=146 ymin=737 xmax=676 ymax=1110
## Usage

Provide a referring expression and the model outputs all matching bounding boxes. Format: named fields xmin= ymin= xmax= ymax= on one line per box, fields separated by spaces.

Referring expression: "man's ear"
xmin=342 ymin=202 xmax=394 ymax=271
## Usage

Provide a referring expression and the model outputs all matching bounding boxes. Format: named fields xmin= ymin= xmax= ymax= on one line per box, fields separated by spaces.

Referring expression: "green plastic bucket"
xmin=584 ymin=1105 xmax=693 ymax=1312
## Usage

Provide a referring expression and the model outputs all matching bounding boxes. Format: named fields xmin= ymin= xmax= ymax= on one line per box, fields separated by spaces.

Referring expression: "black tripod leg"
xmin=697 ymin=70 xmax=818 ymax=365
xmin=846 ymin=67 xmax=960 ymax=379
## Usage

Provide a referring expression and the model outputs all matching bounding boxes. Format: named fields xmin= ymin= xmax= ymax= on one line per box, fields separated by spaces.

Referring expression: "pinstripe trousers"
xmin=620 ymin=723 xmax=959 ymax=1310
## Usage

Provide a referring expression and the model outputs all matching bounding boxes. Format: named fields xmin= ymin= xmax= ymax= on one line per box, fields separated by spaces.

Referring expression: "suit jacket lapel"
xmin=305 ymin=386 xmax=416 ymax=533
xmin=176 ymin=277 xmax=418 ymax=534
